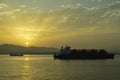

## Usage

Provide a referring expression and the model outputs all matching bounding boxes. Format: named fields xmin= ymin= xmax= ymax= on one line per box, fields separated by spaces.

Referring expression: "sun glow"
xmin=25 ymin=57 xmax=30 ymax=61
xmin=25 ymin=42 xmax=29 ymax=45
xmin=25 ymin=42 xmax=29 ymax=46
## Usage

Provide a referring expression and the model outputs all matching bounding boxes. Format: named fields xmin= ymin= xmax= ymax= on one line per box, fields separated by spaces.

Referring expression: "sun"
xmin=25 ymin=42 xmax=29 ymax=46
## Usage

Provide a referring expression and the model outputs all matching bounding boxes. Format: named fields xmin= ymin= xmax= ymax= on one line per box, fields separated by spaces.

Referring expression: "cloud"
xmin=1 ymin=1 xmax=120 ymax=31
xmin=92 ymin=0 xmax=102 ymax=2
xmin=93 ymin=1 xmax=120 ymax=25
xmin=0 ymin=3 xmax=8 ymax=9
xmin=60 ymin=3 xmax=83 ymax=9
xmin=19 ymin=5 xmax=27 ymax=8
xmin=0 ymin=0 xmax=120 ymax=49
xmin=0 ymin=9 xmax=21 ymax=16
xmin=0 ymin=11 xmax=13 ymax=16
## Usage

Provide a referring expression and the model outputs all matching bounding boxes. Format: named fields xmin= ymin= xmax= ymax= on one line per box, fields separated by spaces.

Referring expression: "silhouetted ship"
xmin=54 ymin=46 xmax=115 ymax=59
xmin=10 ymin=53 xmax=23 ymax=56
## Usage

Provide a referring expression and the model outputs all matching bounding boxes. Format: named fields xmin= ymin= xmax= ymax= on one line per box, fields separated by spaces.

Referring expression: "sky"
xmin=0 ymin=0 xmax=120 ymax=51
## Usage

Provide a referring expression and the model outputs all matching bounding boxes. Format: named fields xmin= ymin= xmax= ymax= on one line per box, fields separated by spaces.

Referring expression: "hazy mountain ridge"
xmin=0 ymin=44 xmax=58 ymax=54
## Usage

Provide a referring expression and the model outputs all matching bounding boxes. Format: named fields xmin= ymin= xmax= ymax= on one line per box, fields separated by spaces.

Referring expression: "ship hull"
xmin=54 ymin=54 xmax=115 ymax=59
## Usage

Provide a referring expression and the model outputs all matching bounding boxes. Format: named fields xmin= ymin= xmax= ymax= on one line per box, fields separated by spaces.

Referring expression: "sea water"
xmin=0 ymin=55 xmax=120 ymax=80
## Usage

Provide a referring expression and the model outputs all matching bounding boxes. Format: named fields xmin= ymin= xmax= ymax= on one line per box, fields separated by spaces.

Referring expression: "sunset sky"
xmin=0 ymin=0 xmax=120 ymax=51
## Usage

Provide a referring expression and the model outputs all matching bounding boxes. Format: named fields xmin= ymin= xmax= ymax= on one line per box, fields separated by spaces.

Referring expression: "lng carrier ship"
xmin=54 ymin=46 xmax=115 ymax=59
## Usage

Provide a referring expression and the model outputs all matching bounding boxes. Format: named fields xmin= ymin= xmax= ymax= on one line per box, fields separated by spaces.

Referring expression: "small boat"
xmin=54 ymin=46 xmax=115 ymax=59
xmin=10 ymin=52 xmax=23 ymax=56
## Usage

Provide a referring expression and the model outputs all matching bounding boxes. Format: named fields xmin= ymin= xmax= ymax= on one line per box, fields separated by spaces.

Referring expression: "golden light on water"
xmin=25 ymin=57 xmax=30 ymax=61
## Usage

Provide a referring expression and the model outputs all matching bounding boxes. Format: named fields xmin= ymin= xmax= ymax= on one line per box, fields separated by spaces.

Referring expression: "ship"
xmin=54 ymin=46 xmax=115 ymax=59
xmin=10 ymin=52 xmax=23 ymax=56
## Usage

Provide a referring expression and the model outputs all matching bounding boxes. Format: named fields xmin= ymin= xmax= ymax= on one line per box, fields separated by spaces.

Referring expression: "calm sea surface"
xmin=0 ymin=54 xmax=120 ymax=80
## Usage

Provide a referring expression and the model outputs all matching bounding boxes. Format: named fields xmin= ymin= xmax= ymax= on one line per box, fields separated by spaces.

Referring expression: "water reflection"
xmin=24 ymin=57 xmax=30 ymax=61
xmin=0 ymin=55 xmax=120 ymax=80
xmin=22 ymin=57 xmax=31 ymax=80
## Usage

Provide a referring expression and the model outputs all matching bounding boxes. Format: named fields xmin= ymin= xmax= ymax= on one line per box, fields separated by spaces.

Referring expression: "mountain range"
xmin=0 ymin=44 xmax=58 ymax=54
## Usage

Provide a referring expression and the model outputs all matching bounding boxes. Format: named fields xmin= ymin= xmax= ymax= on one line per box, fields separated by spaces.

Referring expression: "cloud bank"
xmin=0 ymin=0 xmax=120 ymax=51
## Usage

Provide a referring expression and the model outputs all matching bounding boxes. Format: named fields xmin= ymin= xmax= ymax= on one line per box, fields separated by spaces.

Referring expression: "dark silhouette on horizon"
xmin=54 ymin=46 xmax=115 ymax=59
xmin=0 ymin=44 xmax=58 ymax=54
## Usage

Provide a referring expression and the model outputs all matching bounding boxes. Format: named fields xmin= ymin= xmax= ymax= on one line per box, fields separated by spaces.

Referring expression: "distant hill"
xmin=0 ymin=44 xmax=58 ymax=54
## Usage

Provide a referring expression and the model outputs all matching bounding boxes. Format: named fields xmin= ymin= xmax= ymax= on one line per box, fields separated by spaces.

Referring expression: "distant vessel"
xmin=10 ymin=52 xmax=23 ymax=56
xmin=54 ymin=46 xmax=115 ymax=59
